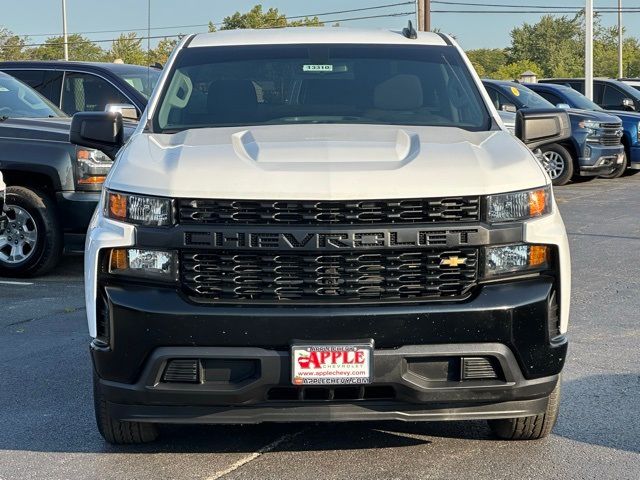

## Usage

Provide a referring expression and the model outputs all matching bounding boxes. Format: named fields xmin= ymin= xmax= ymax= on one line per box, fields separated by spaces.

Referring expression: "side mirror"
xmin=622 ymin=98 xmax=636 ymax=111
xmin=105 ymin=103 xmax=138 ymax=121
xmin=70 ymin=112 xmax=124 ymax=160
xmin=556 ymin=103 xmax=571 ymax=110
xmin=501 ymin=103 xmax=517 ymax=113
xmin=515 ymin=108 xmax=571 ymax=150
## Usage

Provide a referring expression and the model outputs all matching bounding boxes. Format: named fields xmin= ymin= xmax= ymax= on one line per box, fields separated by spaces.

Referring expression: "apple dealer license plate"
xmin=291 ymin=342 xmax=373 ymax=385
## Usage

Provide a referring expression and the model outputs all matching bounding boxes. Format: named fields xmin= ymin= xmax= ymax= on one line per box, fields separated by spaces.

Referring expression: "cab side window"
xmin=61 ymin=72 xmax=128 ymax=115
xmin=601 ymin=85 xmax=628 ymax=110
xmin=537 ymin=91 xmax=563 ymax=106
xmin=485 ymin=87 xmax=514 ymax=111
xmin=4 ymin=70 xmax=64 ymax=108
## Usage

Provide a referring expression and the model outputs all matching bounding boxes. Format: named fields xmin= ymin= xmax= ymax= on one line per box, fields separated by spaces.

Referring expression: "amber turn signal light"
xmin=529 ymin=189 xmax=548 ymax=218
xmin=109 ymin=248 xmax=128 ymax=271
xmin=108 ymin=192 xmax=127 ymax=220
xmin=529 ymin=245 xmax=549 ymax=267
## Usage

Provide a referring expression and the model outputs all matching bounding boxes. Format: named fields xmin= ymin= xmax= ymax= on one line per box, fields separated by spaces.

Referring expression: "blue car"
xmin=483 ymin=80 xmax=624 ymax=185
xmin=527 ymin=81 xmax=638 ymax=178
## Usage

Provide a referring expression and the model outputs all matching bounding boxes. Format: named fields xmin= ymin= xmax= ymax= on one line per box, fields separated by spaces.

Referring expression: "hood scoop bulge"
xmin=231 ymin=127 xmax=420 ymax=171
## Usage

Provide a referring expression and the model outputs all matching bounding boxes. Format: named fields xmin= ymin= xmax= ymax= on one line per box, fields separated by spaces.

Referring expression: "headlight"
xmin=76 ymin=148 xmax=112 ymax=190
xmin=109 ymin=248 xmax=178 ymax=281
xmin=486 ymin=186 xmax=551 ymax=222
xmin=105 ymin=190 xmax=173 ymax=226
xmin=579 ymin=120 xmax=600 ymax=136
xmin=484 ymin=244 xmax=550 ymax=278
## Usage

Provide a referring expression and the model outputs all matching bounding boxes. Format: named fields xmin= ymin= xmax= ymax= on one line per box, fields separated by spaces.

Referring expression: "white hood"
xmin=107 ymin=124 xmax=548 ymax=199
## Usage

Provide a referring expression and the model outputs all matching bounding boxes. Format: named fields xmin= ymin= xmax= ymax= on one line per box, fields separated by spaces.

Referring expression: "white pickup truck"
xmin=71 ymin=24 xmax=572 ymax=444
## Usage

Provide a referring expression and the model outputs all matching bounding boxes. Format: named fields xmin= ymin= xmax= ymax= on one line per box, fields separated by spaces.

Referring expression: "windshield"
xmin=500 ymin=84 xmax=554 ymax=109
xmin=557 ymin=87 xmax=603 ymax=111
xmin=116 ymin=68 xmax=161 ymax=99
xmin=0 ymin=74 xmax=65 ymax=119
xmin=153 ymin=44 xmax=491 ymax=133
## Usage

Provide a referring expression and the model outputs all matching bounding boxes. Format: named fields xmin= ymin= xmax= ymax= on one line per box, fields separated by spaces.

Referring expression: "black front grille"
xmin=181 ymin=248 xmax=478 ymax=304
xmin=178 ymin=197 xmax=481 ymax=225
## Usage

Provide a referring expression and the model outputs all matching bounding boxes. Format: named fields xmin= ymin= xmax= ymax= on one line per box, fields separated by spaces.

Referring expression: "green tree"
xmin=508 ymin=14 xmax=583 ymax=77
xmin=494 ymin=60 xmax=542 ymax=81
xmin=107 ymin=33 xmax=146 ymax=65
xmin=0 ymin=29 xmax=28 ymax=61
xmin=466 ymin=48 xmax=508 ymax=78
xmin=148 ymin=37 xmax=178 ymax=66
xmin=28 ymin=34 xmax=104 ymax=61
xmin=209 ymin=4 xmax=322 ymax=31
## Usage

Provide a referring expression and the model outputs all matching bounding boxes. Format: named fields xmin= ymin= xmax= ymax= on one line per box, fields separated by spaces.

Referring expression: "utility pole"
xmin=62 ymin=0 xmax=69 ymax=61
xmin=618 ymin=0 xmax=623 ymax=78
xmin=585 ymin=0 xmax=593 ymax=100
xmin=417 ymin=0 xmax=431 ymax=32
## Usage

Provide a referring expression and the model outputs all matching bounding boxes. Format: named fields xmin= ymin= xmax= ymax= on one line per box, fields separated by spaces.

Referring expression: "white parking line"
xmin=0 ymin=280 xmax=34 ymax=286
xmin=204 ymin=430 xmax=303 ymax=480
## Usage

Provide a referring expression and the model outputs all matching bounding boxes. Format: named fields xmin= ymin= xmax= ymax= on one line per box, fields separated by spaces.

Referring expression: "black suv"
xmin=0 ymin=61 xmax=161 ymax=120
xmin=0 ymin=71 xmax=132 ymax=276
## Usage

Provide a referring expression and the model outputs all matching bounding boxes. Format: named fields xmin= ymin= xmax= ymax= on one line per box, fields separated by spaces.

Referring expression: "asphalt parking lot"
xmin=1 ymin=175 xmax=639 ymax=480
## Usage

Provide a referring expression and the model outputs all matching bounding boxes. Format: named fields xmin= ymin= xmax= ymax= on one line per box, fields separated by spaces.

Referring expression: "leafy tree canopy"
xmin=209 ymin=4 xmax=322 ymax=31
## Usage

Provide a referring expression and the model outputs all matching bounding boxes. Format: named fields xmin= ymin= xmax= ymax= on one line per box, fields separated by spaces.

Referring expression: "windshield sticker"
xmin=303 ymin=64 xmax=333 ymax=72
xmin=511 ymin=86 xmax=521 ymax=97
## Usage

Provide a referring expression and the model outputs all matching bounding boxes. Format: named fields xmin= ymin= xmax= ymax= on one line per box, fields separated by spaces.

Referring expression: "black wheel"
xmin=539 ymin=144 xmax=574 ymax=186
xmin=0 ymin=186 xmax=62 ymax=277
xmin=488 ymin=379 xmax=561 ymax=440
xmin=93 ymin=372 xmax=159 ymax=444
xmin=599 ymin=150 xmax=628 ymax=179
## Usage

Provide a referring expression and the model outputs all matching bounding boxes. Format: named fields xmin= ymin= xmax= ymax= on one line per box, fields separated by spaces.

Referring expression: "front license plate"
xmin=291 ymin=342 xmax=373 ymax=385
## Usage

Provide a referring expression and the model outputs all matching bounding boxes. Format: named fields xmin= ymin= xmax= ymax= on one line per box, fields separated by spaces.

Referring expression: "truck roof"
xmin=188 ymin=27 xmax=449 ymax=48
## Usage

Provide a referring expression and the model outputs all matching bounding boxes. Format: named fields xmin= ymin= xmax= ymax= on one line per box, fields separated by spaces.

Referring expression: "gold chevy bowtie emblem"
xmin=441 ymin=256 xmax=467 ymax=267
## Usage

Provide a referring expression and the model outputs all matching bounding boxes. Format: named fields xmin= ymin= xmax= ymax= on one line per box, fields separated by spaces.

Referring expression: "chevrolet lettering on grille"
xmin=183 ymin=228 xmax=484 ymax=250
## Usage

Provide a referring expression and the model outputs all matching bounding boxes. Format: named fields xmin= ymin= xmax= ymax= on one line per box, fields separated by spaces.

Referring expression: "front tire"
xmin=488 ymin=379 xmax=561 ymax=440
xmin=540 ymin=144 xmax=574 ymax=186
xmin=599 ymin=150 xmax=628 ymax=179
xmin=93 ymin=372 xmax=159 ymax=444
xmin=0 ymin=186 xmax=62 ymax=277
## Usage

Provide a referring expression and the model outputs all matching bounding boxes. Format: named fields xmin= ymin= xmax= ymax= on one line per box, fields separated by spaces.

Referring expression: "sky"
xmin=1 ymin=0 xmax=638 ymax=51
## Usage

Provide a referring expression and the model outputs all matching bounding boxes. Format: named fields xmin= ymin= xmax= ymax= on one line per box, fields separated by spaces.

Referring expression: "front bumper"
xmin=56 ymin=191 xmax=100 ymax=233
xmin=93 ymin=277 xmax=566 ymax=423
xmin=578 ymin=144 xmax=624 ymax=176
xmin=99 ymin=344 xmax=559 ymax=424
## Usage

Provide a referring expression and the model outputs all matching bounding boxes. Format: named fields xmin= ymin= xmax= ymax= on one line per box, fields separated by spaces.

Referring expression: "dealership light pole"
xmin=585 ymin=0 xmax=593 ymax=100
xmin=62 ymin=0 xmax=69 ymax=61
xmin=618 ymin=0 xmax=623 ymax=78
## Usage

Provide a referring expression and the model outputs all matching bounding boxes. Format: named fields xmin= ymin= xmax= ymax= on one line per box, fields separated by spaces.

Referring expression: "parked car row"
xmin=485 ymin=79 xmax=626 ymax=185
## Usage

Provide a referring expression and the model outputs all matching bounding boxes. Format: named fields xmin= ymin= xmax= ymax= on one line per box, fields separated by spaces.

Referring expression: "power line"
xmin=432 ymin=0 xmax=637 ymax=9
xmin=17 ymin=11 xmax=416 ymax=48
xmin=14 ymin=2 xmax=415 ymax=38
xmin=431 ymin=9 xmax=640 ymax=13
